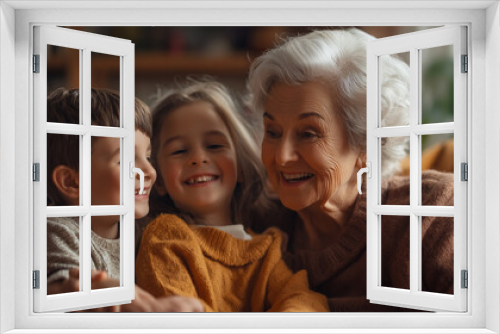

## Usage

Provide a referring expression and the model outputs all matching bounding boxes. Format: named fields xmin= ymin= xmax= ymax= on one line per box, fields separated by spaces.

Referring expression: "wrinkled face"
xmin=156 ymin=101 xmax=238 ymax=220
xmin=261 ymin=81 xmax=360 ymax=212
xmin=134 ymin=130 xmax=157 ymax=219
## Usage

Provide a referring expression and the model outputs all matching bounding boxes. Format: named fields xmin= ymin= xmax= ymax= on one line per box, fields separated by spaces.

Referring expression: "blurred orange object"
xmin=399 ymin=138 xmax=454 ymax=175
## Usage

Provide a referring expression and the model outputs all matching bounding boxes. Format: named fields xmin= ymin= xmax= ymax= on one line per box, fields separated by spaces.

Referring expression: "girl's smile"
xmin=184 ymin=174 xmax=220 ymax=186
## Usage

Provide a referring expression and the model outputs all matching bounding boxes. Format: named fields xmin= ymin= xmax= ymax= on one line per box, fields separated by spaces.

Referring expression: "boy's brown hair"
xmin=47 ymin=87 xmax=151 ymax=206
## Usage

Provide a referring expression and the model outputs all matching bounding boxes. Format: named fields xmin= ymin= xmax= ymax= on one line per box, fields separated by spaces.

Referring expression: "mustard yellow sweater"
xmin=136 ymin=214 xmax=328 ymax=312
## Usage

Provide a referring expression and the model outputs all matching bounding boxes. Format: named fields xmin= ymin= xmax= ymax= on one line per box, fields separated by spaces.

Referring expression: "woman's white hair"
xmin=248 ymin=28 xmax=410 ymax=178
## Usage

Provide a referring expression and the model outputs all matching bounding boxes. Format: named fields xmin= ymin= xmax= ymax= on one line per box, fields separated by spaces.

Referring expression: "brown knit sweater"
xmin=136 ymin=214 xmax=329 ymax=312
xmin=278 ymin=170 xmax=455 ymax=312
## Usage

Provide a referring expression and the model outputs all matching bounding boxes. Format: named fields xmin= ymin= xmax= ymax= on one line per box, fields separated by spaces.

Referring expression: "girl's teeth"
xmin=186 ymin=175 xmax=217 ymax=184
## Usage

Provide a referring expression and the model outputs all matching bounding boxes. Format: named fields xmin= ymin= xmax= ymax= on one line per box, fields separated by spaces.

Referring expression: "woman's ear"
xmin=52 ymin=165 xmax=80 ymax=202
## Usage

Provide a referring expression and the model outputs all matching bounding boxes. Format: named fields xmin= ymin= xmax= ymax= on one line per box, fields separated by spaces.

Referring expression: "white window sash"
xmin=32 ymin=25 xmax=136 ymax=313
xmin=366 ymin=25 xmax=467 ymax=312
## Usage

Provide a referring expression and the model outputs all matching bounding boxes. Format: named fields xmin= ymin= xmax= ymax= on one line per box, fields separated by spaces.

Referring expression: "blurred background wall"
xmin=47 ymin=26 xmax=454 ymax=171
xmin=48 ymin=26 xmax=432 ymax=105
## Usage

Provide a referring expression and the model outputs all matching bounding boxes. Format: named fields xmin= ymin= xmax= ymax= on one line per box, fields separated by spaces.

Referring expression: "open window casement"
xmin=366 ymin=26 xmax=467 ymax=312
xmin=33 ymin=26 xmax=136 ymax=312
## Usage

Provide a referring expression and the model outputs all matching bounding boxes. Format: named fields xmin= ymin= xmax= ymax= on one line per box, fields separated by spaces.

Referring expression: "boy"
xmin=46 ymin=88 xmax=203 ymax=312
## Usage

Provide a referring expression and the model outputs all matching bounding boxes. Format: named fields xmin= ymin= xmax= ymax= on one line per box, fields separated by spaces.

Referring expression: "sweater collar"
xmin=191 ymin=224 xmax=281 ymax=267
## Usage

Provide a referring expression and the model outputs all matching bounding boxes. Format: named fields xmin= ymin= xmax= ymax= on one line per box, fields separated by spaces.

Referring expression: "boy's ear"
xmin=52 ymin=165 xmax=80 ymax=201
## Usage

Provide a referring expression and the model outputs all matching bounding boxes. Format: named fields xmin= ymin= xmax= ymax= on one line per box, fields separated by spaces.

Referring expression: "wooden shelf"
xmin=133 ymin=52 xmax=252 ymax=75
xmin=47 ymin=51 xmax=254 ymax=89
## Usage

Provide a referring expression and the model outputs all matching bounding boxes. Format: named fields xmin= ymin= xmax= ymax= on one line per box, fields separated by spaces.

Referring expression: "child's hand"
xmin=47 ymin=268 xmax=80 ymax=295
xmin=51 ymin=269 xmax=204 ymax=312
xmin=151 ymin=295 xmax=205 ymax=312
xmin=117 ymin=285 xmax=204 ymax=312
xmin=70 ymin=269 xmax=205 ymax=312
xmin=47 ymin=268 xmax=110 ymax=295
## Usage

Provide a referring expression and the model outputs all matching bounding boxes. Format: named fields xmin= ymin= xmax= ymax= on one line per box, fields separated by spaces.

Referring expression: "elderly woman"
xmin=248 ymin=28 xmax=454 ymax=312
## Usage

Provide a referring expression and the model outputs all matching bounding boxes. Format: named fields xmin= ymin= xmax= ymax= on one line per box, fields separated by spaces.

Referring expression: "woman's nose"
xmin=275 ymin=137 xmax=298 ymax=166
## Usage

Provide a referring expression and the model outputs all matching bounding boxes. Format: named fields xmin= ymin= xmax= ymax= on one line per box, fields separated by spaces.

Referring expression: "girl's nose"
xmin=190 ymin=148 xmax=208 ymax=165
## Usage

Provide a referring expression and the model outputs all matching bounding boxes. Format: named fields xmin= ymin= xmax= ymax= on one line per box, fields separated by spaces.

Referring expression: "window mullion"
xmin=81 ymin=47 xmax=92 ymax=294
xmin=409 ymin=47 xmax=420 ymax=295
xmin=122 ymin=49 xmax=135 ymax=292
xmin=412 ymin=123 xmax=454 ymax=135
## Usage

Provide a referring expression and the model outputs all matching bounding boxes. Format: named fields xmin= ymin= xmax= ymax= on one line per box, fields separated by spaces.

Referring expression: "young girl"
xmin=136 ymin=81 xmax=328 ymax=312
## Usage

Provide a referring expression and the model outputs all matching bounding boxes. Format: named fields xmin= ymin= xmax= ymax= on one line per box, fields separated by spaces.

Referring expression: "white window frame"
xmin=33 ymin=25 xmax=136 ymax=312
xmin=366 ymin=26 xmax=467 ymax=312
xmin=1 ymin=1 xmax=499 ymax=333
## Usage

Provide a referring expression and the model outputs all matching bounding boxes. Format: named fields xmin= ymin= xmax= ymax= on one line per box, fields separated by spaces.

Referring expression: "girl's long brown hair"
xmin=149 ymin=80 xmax=274 ymax=227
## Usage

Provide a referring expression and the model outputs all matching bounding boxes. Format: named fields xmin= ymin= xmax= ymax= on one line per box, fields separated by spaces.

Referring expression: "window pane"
xmin=91 ymin=52 xmax=120 ymax=127
xmin=421 ymin=216 xmax=454 ymax=295
xmin=90 ymin=136 xmax=121 ymax=206
xmin=382 ymin=136 xmax=410 ymax=205
xmin=421 ymin=134 xmax=454 ymax=206
xmin=47 ymin=134 xmax=81 ymax=206
xmin=47 ymin=45 xmax=80 ymax=124
xmin=421 ymin=45 xmax=454 ymax=124
xmin=379 ymin=52 xmax=410 ymax=128
xmin=47 ymin=216 xmax=82 ymax=295
xmin=381 ymin=215 xmax=410 ymax=290
xmin=90 ymin=215 xmax=121 ymax=291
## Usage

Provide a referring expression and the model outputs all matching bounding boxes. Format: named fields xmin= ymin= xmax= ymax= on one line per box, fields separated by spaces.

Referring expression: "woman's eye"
xmin=300 ymin=131 xmax=319 ymax=139
xmin=146 ymin=156 xmax=151 ymax=162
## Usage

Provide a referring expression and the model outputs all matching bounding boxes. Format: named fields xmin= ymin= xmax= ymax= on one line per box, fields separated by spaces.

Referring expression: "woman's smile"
xmin=279 ymin=172 xmax=315 ymax=186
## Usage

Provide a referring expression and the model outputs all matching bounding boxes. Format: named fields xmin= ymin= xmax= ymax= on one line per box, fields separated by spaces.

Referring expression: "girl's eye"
xmin=146 ymin=156 xmax=151 ymax=162
xmin=207 ymin=144 xmax=223 ymax=150
xmin=170 ymin=149 xmax=186 ymax=156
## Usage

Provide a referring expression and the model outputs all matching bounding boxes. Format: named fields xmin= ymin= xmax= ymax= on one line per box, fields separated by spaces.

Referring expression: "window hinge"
xmin=461 ymin=54 xmax=468 ymax=73
xmin=461 ymin=270 xmax=468 ymax=289
xmin=33 ymin=270 xmax=40 ymax=289
xmin=33 ymin=163 xmax=40 ymax=182
xmin=461 ymin=162 xmax=468 ymax=181
xmin=33 ymin=54 xmax=40 ymax=73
